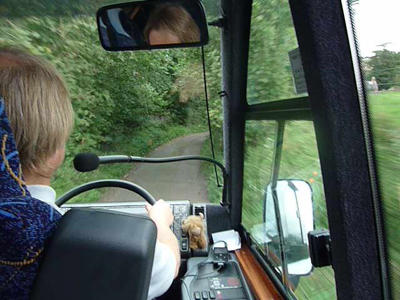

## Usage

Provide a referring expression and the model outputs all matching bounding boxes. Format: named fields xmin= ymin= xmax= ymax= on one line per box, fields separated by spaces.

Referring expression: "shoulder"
xmin=27 ymin=185 xmax=63 ymax=214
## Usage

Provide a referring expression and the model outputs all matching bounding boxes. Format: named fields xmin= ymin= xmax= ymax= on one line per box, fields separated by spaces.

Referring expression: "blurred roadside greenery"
xmin=369 ymin=91 xmax=400 ymax=299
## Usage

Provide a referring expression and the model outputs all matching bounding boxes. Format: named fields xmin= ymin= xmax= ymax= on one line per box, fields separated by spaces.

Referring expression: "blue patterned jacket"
xmin=0 ymin=97 xmax=62 ymax=300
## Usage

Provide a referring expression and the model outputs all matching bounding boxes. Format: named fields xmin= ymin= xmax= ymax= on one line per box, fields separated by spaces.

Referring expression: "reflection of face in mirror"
xmin=144 ymin=5 xmax=201 ymax=45
xmin=97 ymin=0 xmax=209 ymax=50
xmin=149 ymin=29 xmax=180 ymax=45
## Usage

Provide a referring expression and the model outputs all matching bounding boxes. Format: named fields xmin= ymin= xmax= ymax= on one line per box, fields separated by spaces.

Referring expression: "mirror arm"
xmin=271 ymin=121 xmax=285 ymax=189
xmin=270 ymin=121 xmax=291 ymax=287
xmin=208 ymin=18 xmax=226 ymax=28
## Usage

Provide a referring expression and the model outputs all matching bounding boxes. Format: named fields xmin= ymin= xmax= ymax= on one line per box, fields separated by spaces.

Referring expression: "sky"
xmin=352 ymin=0 xmax=400 ymax=57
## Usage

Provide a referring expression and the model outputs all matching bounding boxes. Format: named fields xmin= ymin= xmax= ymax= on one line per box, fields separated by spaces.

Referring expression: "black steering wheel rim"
xmin=56 ymin=179 xmax=157 ymax=206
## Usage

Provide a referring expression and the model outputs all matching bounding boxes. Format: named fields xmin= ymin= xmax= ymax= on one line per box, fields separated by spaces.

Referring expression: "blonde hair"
xmin=144 ymin=5 xmax=201 ymax=44
xmin=0 ymin=48 xmax=74 ymax=174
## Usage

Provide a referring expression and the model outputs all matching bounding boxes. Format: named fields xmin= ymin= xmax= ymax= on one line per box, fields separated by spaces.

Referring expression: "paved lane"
xmin=100 ymin=132 xmax=210 ymax=203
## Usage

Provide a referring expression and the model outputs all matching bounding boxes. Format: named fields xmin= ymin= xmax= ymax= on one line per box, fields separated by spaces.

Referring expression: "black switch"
xmin=209 ymin=291 xmax=216 ymax=299
xmin=194 ymin=292 xmax=201 ymax=300
xmin=202 ymin=291 xmax=209 ymax=299
xmin=181 ymin=239 xmax=188 ymax=251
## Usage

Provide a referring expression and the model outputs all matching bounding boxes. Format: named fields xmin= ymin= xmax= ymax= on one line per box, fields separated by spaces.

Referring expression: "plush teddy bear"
xmin=181 ymin=213 xmax=207 ymax=250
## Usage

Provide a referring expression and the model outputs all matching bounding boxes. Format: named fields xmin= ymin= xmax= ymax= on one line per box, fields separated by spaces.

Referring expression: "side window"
xmin=244 ymin=0 xmax=337 ymax=296
xmin=246 ymin=0 xmax=306 ymax=105
xmin=242 ymin=120 xmax=336 ymax=299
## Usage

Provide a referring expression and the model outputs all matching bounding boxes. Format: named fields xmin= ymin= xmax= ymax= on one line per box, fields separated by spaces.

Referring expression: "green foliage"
xmin=202 ymin=0 xmax=220 ymax=19
xmin=247 ymin=0 xmax=298 ymax=103
xmin=241 ymin=121 xmax=329 ymax=231
xmin=0 ymin=0 xmax=116 ymax=19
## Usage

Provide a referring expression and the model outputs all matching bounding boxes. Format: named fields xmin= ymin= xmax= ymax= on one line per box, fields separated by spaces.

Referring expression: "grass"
xmin=369 ymin=91 xmax=400 ymax=299
xmin=52 ymin=123 xmax=205 ymax=203
xmin=369 ymin=91 xmax=400 ymax=126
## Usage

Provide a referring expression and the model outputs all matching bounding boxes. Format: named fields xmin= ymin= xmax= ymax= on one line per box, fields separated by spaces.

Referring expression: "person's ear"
xmin=47 ymin=147 xmax=66 ymax=172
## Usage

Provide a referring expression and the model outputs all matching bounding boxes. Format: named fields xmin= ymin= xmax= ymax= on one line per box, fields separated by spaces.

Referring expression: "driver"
xmin=144 ymin=5 xmax=201 ymax=45
xmin=0 ymin=48 xmax=180 ymax=299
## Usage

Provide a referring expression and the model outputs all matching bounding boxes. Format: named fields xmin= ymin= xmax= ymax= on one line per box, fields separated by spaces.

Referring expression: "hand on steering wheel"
xmin=146 ymin=200 xmax=174 ymax=227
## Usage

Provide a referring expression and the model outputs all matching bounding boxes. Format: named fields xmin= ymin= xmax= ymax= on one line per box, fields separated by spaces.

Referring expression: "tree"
xmin=365 ymin=46 xmax=400 ymax=90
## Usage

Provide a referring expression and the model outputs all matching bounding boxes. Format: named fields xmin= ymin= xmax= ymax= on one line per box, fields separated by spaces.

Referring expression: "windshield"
xmin=0 ymin=0 xmax=223 ymax=204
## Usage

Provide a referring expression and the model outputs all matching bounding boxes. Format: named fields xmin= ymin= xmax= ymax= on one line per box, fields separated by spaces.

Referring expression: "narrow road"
xmin=100 ymin=132 xmax=210 ymax=203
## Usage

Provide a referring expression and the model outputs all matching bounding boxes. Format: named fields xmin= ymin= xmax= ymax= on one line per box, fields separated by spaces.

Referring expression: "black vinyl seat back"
xmin=31 ymin=209 xmax=157 ymax=300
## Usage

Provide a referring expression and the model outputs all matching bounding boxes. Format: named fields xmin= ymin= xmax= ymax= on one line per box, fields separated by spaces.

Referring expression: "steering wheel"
xmin=56 ymin=179 xmax=157 ymax=206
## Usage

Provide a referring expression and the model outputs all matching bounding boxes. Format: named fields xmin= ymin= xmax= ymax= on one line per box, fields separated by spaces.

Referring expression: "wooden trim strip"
xmin=235 ymin=244 xmax=283 ymax=300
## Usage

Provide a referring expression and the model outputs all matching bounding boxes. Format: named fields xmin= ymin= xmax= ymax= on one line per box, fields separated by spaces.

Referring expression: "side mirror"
xmin=264 ymin=180 xmax=314 ymax=276
xmin=97 ymin=0 xmax=209 ymax=51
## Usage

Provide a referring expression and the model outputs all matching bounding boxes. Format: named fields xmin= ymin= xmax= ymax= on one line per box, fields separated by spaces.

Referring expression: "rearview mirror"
xmin=97 ymin=0 xmax=209 ymax=51
xmin=264 ymin=180 xmax=314 ymax=277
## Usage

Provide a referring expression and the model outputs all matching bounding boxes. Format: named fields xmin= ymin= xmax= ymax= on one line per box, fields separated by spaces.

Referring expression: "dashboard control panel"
xmin=183 ymin=261 xmax=252 ymax=300
xmin=170 ymin=202 xmax=190 ymax=255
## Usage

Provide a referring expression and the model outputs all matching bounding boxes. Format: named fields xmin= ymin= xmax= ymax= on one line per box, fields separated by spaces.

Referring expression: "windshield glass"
xmin=0 ymin=0 xmax=223 ymax=204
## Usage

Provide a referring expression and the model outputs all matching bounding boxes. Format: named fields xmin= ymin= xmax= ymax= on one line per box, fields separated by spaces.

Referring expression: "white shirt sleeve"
xmin=147 ymin=241 xmax=177 ymax=300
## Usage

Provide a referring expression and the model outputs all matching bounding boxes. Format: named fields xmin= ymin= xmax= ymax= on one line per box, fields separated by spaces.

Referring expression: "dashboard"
xmin=60 ymin=200 xmax=209 ymax=258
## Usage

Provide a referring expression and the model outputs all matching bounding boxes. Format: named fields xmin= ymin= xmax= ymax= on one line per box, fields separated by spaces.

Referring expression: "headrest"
xmin=0 ymin=96 xmax=62 ymax=300
xmin=31 ymin=209 xmax=158 ymax=300
xmin=0 ymin=97 xmax=29 ymax=198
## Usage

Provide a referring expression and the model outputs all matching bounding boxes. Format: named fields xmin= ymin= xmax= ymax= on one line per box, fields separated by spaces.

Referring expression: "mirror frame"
xmin=96 ymin=0 xmax=209 ymax=51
